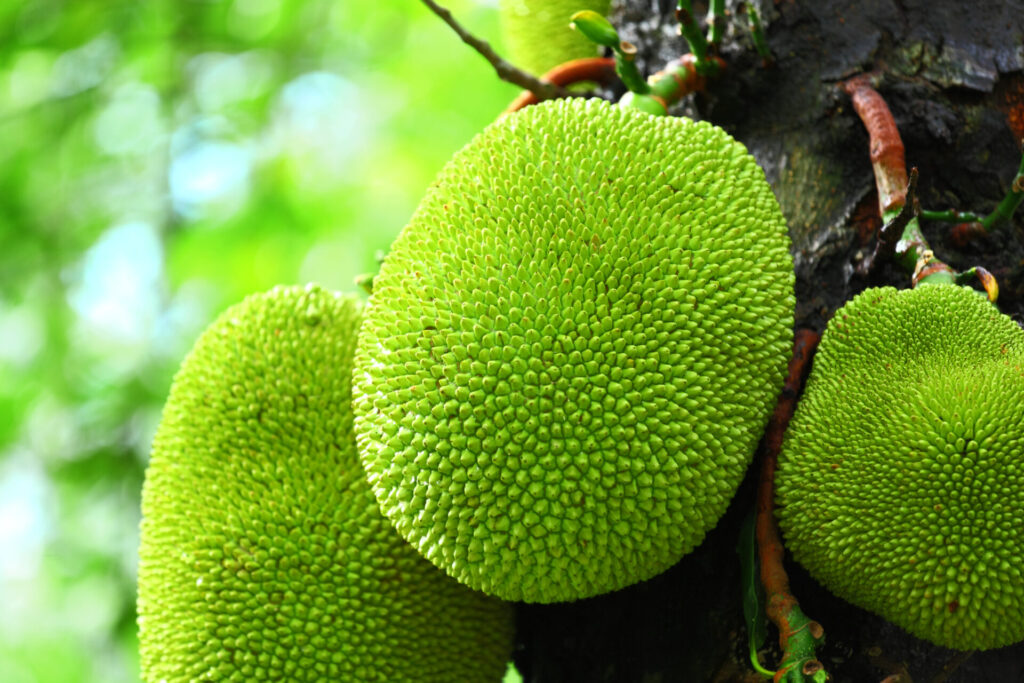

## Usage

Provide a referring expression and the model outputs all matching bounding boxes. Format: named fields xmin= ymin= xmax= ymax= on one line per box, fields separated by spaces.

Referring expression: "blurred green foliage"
xmin=0 ymin=1 xmax=516 ymax=680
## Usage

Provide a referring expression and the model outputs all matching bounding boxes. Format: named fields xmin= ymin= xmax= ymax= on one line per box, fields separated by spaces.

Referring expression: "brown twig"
xmin=843 ymin=75 xmax=908 ymax=215
xmin=504 ymin=57 xmax=618 ymax=114
xmin=842 ymin=75 xmax=956 ymax=288
xmin=420 ymin=0 xmax=570 ymax=103
xmin=756 ymin=329 xmax=825 ymax=682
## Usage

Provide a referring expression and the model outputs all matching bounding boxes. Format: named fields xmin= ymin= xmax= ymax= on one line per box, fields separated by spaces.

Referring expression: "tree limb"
xmin=420 ymin=0 xmax=571 ymax=103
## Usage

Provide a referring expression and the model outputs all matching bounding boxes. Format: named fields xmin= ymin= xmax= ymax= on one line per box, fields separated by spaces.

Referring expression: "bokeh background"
xmin=0 ymin=1 xmax=518 ymax=680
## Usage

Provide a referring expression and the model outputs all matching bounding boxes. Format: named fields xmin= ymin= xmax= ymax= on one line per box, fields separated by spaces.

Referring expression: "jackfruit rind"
xmin=138 ymin=285 xmax=514 ymax=681
xmin=354 ymin=97 xmax=795 ymax=603
xmin=776 ymin=284 xmax=1024 ymax=650
xmin=500 ymin=0 xmax=611 ymax=76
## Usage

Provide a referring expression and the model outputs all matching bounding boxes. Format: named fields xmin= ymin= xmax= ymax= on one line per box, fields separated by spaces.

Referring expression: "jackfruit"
xmin=776 ymin=284 xmax=1024 ymax=650
xmin=138 ymin=285 xmax=514 ymax=681
xmin=500 ymin=0 xmax=612 ymax=76
xmin=353 ymin=97 xmax=795 ymax=603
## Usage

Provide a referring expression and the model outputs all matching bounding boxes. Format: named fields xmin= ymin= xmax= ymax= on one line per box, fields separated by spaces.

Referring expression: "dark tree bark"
xmin=512 ymin=1 xmax=1024 ymax=681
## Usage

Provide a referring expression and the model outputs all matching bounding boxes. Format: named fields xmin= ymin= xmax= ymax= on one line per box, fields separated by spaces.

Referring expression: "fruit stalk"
xmin=504 ymin=57 xmax=618 ymax=113
xmin=756 ymin=329 xmax=827 ymax=683
xmin=743 ymin=2 xmax=774 ymax=67
xmin=705 ymin=0 xmax=725 ymax=49
xmin=842 ymin=75 xmax=955 ymax=288
xmin=676 ymin=0 xmax=716 ymax=76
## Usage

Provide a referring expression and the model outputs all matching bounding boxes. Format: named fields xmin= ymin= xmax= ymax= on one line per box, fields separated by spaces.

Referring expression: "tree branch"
xmin=842 ymin=75 xmax=956 ymax=288
xmin=420 ymin=0 xmax=571 ymax=103
xmin=504 ymin=57 xmax=617 ymax=113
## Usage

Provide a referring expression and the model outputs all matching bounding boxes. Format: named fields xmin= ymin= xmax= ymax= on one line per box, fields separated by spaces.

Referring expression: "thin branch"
xmin=742 ymin=2 xmax=774 ymax=67
xmin=570 ymin=11 xmax=649 ymax=95
xmin=675 ymin=1 xmax=709 ymax=64
xmin=706 ymin=0 xmax=726 ymax=51
xmin=842 ymin=75 xmax=956 ymax=288
xmin=919 ymin=208 xmax=984 ymax=223
xmin=980 ymin=151 xmax=1024 ymax=230
xmin=925 ymin=145 xmax=1023 ymax=247
xmin=675 ymin=0 xmax=720 ymax=76
xmin=504 ymin=57 xmax=617 ymax=114
xmin=756 ymin=329 xmax=827 ymax=683
xmin=842 ymin=75 xmax=908 ymax=216
xmin=420 ymin=0 xmax=570 ymax=102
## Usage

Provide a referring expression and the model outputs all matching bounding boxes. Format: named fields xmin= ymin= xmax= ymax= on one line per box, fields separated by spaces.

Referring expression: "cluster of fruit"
xmin=137 ymin=4 xmax=1024 ymax=681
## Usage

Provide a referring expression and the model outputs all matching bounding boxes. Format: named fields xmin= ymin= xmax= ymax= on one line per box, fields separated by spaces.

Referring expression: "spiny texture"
xmin=499 ymin=0 xmax=611 ymax=76
xmin=138 ymin=285 xmax=514 ymax=682
xmin=354 ymin=97 xmax=794 ymax=603
xmin=776 ymin=285 xmax=1024 ymax=650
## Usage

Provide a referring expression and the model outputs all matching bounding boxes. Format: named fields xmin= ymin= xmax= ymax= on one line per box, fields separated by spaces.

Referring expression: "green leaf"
xmin=738 ymin=509 xmax=774 ymax=678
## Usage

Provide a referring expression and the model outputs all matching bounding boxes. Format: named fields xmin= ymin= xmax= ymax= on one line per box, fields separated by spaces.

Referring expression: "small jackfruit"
xmin=354 ymin=98 xmax=795 ymax=603
xmin=499 ymin=0 xmax=612 ymax=76
xmin=776 ymin=284 xmax=1024 ymax=650
xmin=138 ymin=285 xmax=514 ymax=681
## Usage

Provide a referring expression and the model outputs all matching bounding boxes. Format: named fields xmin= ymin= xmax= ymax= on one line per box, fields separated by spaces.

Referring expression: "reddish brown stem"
xmin=842 ymin=75 xmax=956 ymax=288
xmin=504 ymin=57 xmax=618 ymax=114
xmin=756 ymin=329 xmax=823 ymax=682
xmin=843 ymin=75 xmax=908 ymax=215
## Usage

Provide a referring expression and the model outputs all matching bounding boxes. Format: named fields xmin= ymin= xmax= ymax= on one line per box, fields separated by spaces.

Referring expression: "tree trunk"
xmin=512 ymin=1 xmax=1024 ymax=680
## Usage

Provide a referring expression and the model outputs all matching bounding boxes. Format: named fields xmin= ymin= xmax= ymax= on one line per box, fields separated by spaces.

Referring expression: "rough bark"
xmin=512 ymin=1 xmax=1024 ymax=681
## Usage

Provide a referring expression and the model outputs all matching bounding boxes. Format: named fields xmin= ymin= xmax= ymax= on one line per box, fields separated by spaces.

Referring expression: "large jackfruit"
xmin=138 ymin=285 xmax=514 ymax=681
xmin=776 ymin=284 xmax=1024 ymax=650
xmin=354 ymin=97 xmax=795 ymax=603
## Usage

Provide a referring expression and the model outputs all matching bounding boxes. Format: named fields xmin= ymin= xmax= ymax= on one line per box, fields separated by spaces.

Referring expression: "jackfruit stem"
xmin=676 ymin=1 xmax=721 ymax=77
xmin=613 ymin=41 xmax=651 ymax=95
xmin=942 ymin=146 xmax=1024 ymax=246
xmin=420 ymin=0 xmax=571 ymax=103
xmin=742 ymin=3 xmax=774 ymax=67
xmin=504 ymin=57 xmax=617 ymax=114
xmin=541 ymin=6 xmax=733 ymax=117
xmin=842 ymin=75 xmax=908 ymax=215
xmin=675 ymin=2 xmax=707 ymax=69
xmin=570 ymin=12 xmax=650 ymax=95
xmin=755 ymin=329 xmax=828 ymax=683
xmin=979 ymin=150 xmax=1024 ymax=231
xmin=843 ymin=75 xmax=969 ymax=293
xmin=705 ymin=0 xmax=725 ymax=50
xmin=619 ymin=53 xmax=725 ymax=117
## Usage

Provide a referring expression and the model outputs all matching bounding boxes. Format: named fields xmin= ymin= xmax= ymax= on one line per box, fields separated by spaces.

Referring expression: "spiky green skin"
xmin=499 ymin=0 xmax=611 ymax=76
xmin=776 ymin=285 xmax=1024 ymax=650
xmin=138 ymin=285 xmax=514 ymax=682
xmin=354 ymin=98 xmax=795 ymax=603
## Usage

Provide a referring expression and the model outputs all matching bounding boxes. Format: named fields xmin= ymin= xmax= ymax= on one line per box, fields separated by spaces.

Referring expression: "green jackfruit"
xmin=138 ymin=285 xmax=514 ymax=681
xmin=776 ymin=284 xmax=1024 ymax=650
xmin=499 ymin=0 xmax=611 ymax=76
xmin=354 ymin=97 xmax=795 ymax=603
